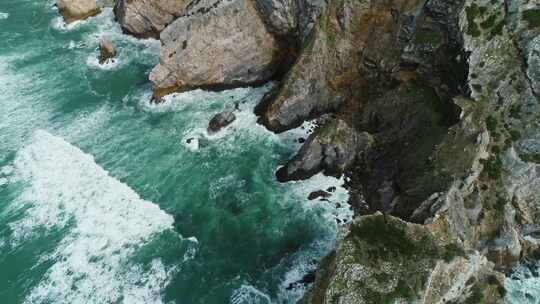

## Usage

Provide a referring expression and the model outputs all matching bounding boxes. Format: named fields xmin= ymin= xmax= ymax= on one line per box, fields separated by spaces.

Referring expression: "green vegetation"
xmin=485 ymin=115 xmax=498 ymax=132
xmin=523 ymin=9 xmax=540 ymax=28
xmin=465 ymin=4 xmax=482 ymax=37
xmin=480 ymin=156 xmax=503 ymax=179
xmin=414 ymin=29 xmax=443 ymax=46
xmin=520 ymin=153 xmax=540 ymax=163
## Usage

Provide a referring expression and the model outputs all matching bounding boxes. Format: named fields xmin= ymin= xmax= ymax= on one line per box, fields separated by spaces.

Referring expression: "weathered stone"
xmin=98 ymin=39 xmax=117 ymax=64
xmin=276 ymin=119 xmax=373 ymax=182
xmin=57 ymin=0 xmax=100 ymax=24
xmin=208 ymin=111 xmax=236 ymax=133
xmin=114 ymin=0 xmax=189 ymax=38
xmin=149 ymin=0 xmax=280 ymax=101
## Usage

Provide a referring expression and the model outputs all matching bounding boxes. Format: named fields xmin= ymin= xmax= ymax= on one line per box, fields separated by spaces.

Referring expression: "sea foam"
xmin=7 ymin=130 xmax=177 ymax=304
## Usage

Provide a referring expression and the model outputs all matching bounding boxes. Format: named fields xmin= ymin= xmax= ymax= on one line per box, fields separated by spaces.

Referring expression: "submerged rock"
xmin=114 ymin=0 xmax=189 ymax=38
xmin=57 ymin=0 xmax=100 ymax=24
xmin=208 ymin=111 xmax=236 ymax=133
xmin=307 ymin=190 xmax=330 ymax=200
xmin=98 ymin=39 xmax=116 ymax=64
xmin=149 ymin=0 xmax=281 ymax=101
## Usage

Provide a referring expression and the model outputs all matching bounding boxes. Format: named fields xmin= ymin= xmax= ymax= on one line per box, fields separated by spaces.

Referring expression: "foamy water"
xmin=6 ymin=130 xmax=182 ymax=304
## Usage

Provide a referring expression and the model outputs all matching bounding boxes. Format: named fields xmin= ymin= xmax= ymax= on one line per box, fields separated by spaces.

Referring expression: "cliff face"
xmin=289 ymin=0 xmax=540 ymax=302
xmin=105 ymin=0 xmax=540 ymax=301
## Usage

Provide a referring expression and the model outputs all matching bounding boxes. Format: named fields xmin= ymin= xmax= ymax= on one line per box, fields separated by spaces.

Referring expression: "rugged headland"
xmin=58 ymin=0 xmax=540 ymax=302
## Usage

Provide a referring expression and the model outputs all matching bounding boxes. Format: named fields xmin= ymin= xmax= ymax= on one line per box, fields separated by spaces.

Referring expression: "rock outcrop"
xmin=301 ymin=213 xmax=505 ymax=304
xmin=208 ymin=111 xmax=236 ymax=133
xmin=57 ymin=0 xmax=100 ymax=23
xmin=276 ymin=118 xmax=373 ymax=182
xmin=296 ymin=0 xmax=540 ymax=303
xmin=114 ymin=0 xmax=190 ymax=38
xmin=257 ymin=0 xmax=426 ymax=132
xmin=149 ymin=0 xmax=281 ymax=101
xmin=98 ymin=39 xmax=116 ymax=64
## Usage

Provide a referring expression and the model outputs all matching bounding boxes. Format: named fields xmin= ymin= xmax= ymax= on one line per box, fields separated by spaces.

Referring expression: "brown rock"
xmin=57 ymin=0 xmax=100 ymax=24
xmin=99 ymin=39 xmax=117 ymax=64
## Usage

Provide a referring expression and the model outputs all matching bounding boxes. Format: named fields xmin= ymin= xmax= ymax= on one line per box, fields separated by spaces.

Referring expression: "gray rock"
xmin=276 ymin=119 xmax=373 ymax=182
xmin=98 ymin=39 xmax=117 ymax=64
xmin=57 ymin=0 xmax=100 ymax=23
xmin=208 ymin=111 xmax=236 ymax=133
xmin=253 ymin=0 xmax=325 ymax=40
xmin=149 ymin=0 xmax=280 ymax=101
xmin=114 ymin=0 xmax=190 ymax=38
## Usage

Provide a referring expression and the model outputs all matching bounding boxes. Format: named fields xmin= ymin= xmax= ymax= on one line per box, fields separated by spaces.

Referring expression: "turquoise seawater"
xmin=0 ymin=2 xmax=352 ymax=303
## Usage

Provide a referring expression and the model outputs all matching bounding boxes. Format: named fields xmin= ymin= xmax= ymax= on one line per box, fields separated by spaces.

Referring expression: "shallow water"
xmin=0 ymin=3 xmax=352 ymax=304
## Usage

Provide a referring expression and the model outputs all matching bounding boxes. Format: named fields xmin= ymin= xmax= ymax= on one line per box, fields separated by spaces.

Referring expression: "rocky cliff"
xmin=103 ymin=0 xmax=539 ymax=301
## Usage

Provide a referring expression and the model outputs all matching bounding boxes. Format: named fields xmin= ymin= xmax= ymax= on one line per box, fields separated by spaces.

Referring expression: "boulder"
xmin=208 ymin=111 xmax=236 ymax=133
xmin=114 ymin=0 xmax=190 ymax=38
xmin=98 ymin=39 xmax=117 ymax=64
xmin=57 ymin=0 xmax=100 ymax=24
xmin=149 ymin=0 xmax=280 ymax=101
xmin=276 ymin=119 xmax=373 ymax=182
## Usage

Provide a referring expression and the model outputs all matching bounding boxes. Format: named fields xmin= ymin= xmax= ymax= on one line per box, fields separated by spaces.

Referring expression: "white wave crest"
xmin=0 ymin=12 xmax=9 ymax=20
xmin=8 ymin=130 xmax=176 ymax=304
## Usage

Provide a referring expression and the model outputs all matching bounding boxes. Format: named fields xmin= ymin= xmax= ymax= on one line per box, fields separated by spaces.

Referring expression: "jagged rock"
xmin=98 ymin=39 xmax=116 ymax=64
xmin=114 ymin=0 xmax=189 ymax=38
xmin=57 ymin=0 xmax=100 ymax=23
xmin=257 ymin=0 xmax=424 ymax=132
xmin=276 ymin=119 xmax=373 ymax=182
xmin=301 ymin=213 xmax=505 ymax=304
xmin=208 ymin=111 xmax=236 ymax=133
xmin=149 ymin=0 xmax=280 ymax=101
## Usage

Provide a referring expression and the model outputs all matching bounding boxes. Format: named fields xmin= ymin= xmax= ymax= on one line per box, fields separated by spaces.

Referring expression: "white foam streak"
xmin=0 ymin=12 xmax=9 ymax=20
xmin=8 ymin=130 xmax=175 ymax=304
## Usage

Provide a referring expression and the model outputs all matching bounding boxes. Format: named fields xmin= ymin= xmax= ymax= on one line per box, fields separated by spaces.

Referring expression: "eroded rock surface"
xmin=149 ymin=0 xmax=281 ymax=101
xmin=57 ymin=0 xmax=100 ymax=23
xmin=114 ymin=0 xmax=190 ymax=38
xmin=257 ymin=0 xmax=426 ymax=132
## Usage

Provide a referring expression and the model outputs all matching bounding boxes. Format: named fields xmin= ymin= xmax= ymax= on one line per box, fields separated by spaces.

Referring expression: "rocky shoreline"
xmin=57 ymin=0 xmax=540 ymax=302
